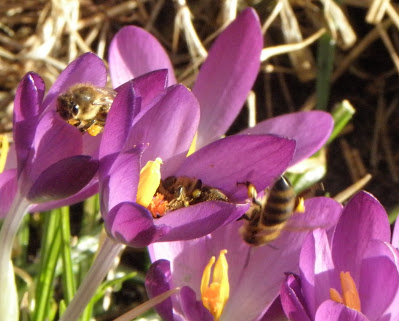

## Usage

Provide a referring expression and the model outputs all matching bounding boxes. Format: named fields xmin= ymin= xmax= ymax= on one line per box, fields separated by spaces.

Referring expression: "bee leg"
xmin=79 ymin=119 xmax=96 ymax=133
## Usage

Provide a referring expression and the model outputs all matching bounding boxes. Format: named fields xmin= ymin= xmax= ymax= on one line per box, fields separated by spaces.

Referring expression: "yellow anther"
xmin=186 ymin=132 xmax=198 ymax=157
xmin=201 ymin=250 xmax=229 ymax=321
xmin=295 ymin=197 xmax=305 ymax=213
xmin=0 ymin=135 xmax=9 ymax=173
xmin=136 ymin=158 xmax=162 ymax=208
xmin=330 ymin=271 xmax=361 ymax=312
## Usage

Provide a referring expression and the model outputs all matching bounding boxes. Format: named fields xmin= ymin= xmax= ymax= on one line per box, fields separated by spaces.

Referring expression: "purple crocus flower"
xmin=145 ymin=196 xmax=342 ymax=321
xmin=60 ymin=67 xmax=298 ymax=321
xmin=97 ymin=68 xmax=298 ymax=248
xmin=0 ymin=52 xmax=113 ymax=321
xmin=280 ymin=191 xmax=399 ymax=321
xmin=108 ymin=8 xmax=334 ymax=166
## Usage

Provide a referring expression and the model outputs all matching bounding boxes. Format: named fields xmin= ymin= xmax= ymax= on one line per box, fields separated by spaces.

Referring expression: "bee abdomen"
xmin=262 ymin=176 xmax=296 ymax=226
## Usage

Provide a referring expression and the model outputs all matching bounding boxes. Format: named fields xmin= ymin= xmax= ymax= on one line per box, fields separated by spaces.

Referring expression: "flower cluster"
xmin=4 ymin=6 xmax=389 ymax=321
xmin=281 ymin=191 xmax=399 ymax=321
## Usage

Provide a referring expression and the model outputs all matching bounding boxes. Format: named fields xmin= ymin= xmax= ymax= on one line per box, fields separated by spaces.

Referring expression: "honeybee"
xmin=150 ymin=176 xmax=230 ymax=217
xmin=56 ymin=83 xmax=116 ymax=136
xmin=240 ymin=176 xmax=302 ymax=246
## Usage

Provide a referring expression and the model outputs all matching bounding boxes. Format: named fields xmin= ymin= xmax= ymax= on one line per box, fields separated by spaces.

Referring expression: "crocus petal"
xmin=299 ymin=229 xmax=336 ymax=319
xmin=122 ymin=69 xmax=169 ymax=113
xmin=259 ymin=296 xmax=290 ymax=321
xmin=104 ymin=202 xmax=171 ymax=247
xmin=30 ymin=180 xmax=98 ymax=213
xmin=392 ymin=218 xmax=399 ymax=248
xmin=240 ymin=111 xmax=333 ymax=165
xmin=0 ymin=169 xmax=17 ymax=218
xmin=154 ymin=203 xmax=249 ymax=242
xmin=99 ymin=146 xmax=142 ymax=214
xmin=109 ymin=26 xmax=176 ymax=87
xmin=280 ymin=274 xmax=312 ymax=321
xmin=42 ymin=53 xmax=107 ymax=108
xmin=27 ymin=155 xmax=98 ymax=203
xmin=27 ymin=111 xmax=83 ymax=185
xmin=145 ymin=260 xmax=175 ymax=321
xmin=314 ymin=300 xmax=368 ymax=321
xmin=13 ymin=72 xmax=45 ymax=175
xmin=125 ymin=84 xmax=200 ymax=165
xmin=100 ymin=81 xmax=141 ymax=160
xmin=332 ymin=191 xmax=391 ymax=283
xmin=193 ymin=8 xmax=262 ymax=149
xmin=359 ymin=240 xmax=399 ymax=320
xmin=179 ymin=286 xmax=214 ymax=321
xmin=175 ymin=135 xmax=296 ymax=201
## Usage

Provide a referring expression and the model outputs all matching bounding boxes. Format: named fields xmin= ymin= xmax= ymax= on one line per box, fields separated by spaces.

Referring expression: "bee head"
xmin=57 ymin=93 xmax=80 ymax=120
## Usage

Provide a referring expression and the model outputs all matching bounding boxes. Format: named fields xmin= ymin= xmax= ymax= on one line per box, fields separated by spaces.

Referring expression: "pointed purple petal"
xmin=100 ymin=81 xmax=141 ymax=159
xmin=359 ymin=240 xmax=399 ymax=320
xmin=42 ymin=53 xmax=107 ymax=108
xmin=104 ymin=202 xmax=171 ymax=247
xmin=315 ymin=301 xmax=368 ymax=321
xmin=240 ymin=111 xmax=333 ymax=165
xmin=27 ymin=155 xmax=98 ymax=203
xmin=109 ymin=26 xmax=176 ymax=87
xmin=124 ymin=69 xmax=169 ymax=112
xmin=125 ymin=84 xmax=200 ymax=164
xmin=299 ymin=229 xmax=335 ymax=319
xmin=155 ymin=202 xmax=249 ymax=242
xmin=332 ymin=191 xmax=391 ymax=282
xmin=175 ymin=135 xmax=296 ymax=201
xmin=280 ymin=274 xmax=312 ymax=321
xmin=193 ymin=8 xmax=262 ymax=148
xmin=179 ymin=286 xmax=214 ymax=321
xmin=99 ymin=147 xmax=142 ymax=213
xmin=13 ymin=72 xmax=45 ymax=175
xmin=145 ymin=259 xmax=175 ymax=321
xmin=0 ymin=169 xmax=18 ymax=218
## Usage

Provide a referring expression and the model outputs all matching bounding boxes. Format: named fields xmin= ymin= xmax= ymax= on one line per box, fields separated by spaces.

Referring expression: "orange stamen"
xmin=330 ymin=271 xmax=361 ymax=312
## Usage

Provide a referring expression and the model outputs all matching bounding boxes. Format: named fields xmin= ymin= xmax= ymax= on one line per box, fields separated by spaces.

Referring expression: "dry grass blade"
xmin=334 ymin=174 xmax=372 ymax=203
xmin=279 ymin=0 xmax=316 ymax=82
xmin=366 ymin=0 xmax=389 ymax=24
xmin=218 ymin=0 xmax=238 ymax=25
xmin=173 ymin=0 xmax=207 ymax=60
xmin=112 ymin=288 xmax=181 ymax=321
xmin=261 ymin=28 xmax=326 ymax=63
xmin=321 ymin=0 xmax=357 ymax=49
xmin=262 ymin=1 xmax=282 ymax=35
xmin=376 ymin=23 xmax=399 ymax=80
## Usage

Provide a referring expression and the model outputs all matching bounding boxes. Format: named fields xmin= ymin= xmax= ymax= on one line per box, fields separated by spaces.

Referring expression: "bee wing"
xmin=92 ymin=88 xmax=117 ymax=110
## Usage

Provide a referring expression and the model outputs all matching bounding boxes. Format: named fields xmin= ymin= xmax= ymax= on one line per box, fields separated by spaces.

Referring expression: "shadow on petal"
xmin=27 ymin=155 xmax=98 ymax=203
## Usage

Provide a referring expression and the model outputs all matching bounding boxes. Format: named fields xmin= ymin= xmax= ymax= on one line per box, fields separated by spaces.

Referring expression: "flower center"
xmin=201 ymin=250 xmax=230 ymax=321
xmin=0 ymin=135 xmax=9 ymax=173
xmin=136 ymin=158 xmax=162 ymax=208
xmin=329 ymin=271 xmax=361 ymax=312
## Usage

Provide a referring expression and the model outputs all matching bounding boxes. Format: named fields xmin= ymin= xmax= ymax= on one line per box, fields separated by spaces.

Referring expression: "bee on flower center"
xmin=240 ymin=175 xmax=303 ymax=247
xmin=148 ymin=176 xmax=230 ymax=218
xmin=56 ymin=83 xmax=116 ymax=136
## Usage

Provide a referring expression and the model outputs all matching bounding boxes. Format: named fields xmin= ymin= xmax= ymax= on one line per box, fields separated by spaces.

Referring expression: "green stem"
xmin=60 ymin=206 xmax=76 ymax=304
xmin=0 ymin=192 xmax=31 ymax=321
xmin=58 ymin=235 xmax=123 ymax=321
